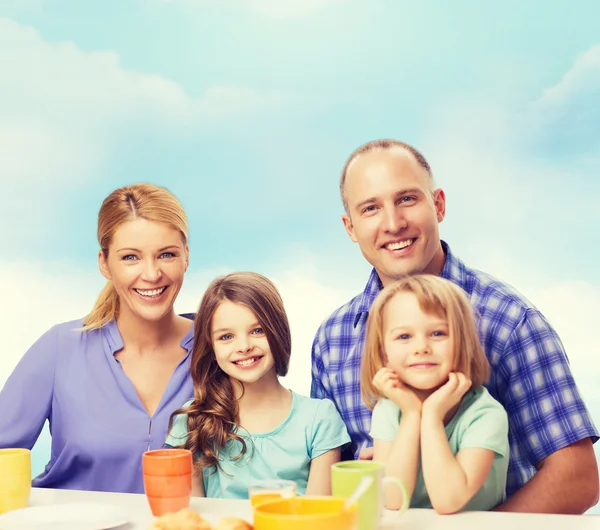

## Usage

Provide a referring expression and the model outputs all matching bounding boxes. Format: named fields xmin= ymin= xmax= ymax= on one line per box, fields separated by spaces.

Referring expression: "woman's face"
xmin=99 ymin=218 xmax=188 ymax=324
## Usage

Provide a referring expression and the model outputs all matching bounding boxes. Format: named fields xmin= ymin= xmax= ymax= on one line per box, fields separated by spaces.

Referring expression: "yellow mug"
xmin=0 ymin=449 xmax=32 ymax=514
xmin=253 ymin=497 xmax=357 ymax=530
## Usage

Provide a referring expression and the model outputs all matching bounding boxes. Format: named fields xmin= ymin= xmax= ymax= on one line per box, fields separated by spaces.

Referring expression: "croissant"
xmin=148 ymin=508 xmax=212 ymax=530
xmin=213 ymin=517 xmax=254 ymax=530
xmin=148 ymin=507 xmax=253 ymax=530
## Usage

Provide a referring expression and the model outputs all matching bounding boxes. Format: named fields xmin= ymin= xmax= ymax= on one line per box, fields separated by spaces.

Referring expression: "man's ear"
xmin=342 ymin=213 xmax=358 ymax=243
xmin=434 ymin=188 xmax=446 ymax=223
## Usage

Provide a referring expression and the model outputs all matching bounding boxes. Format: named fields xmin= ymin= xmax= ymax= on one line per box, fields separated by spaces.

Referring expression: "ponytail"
xmin=81 ymin=281 xmax=119 ymax=331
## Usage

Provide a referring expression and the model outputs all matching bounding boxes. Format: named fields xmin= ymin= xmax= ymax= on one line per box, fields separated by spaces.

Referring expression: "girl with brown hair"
xmin=166 ymin=272 xmax=349 ymax=498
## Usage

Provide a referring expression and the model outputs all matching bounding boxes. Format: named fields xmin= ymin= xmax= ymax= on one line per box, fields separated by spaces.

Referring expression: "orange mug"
xmin=142 ymin=449 xmax=192 ymax=516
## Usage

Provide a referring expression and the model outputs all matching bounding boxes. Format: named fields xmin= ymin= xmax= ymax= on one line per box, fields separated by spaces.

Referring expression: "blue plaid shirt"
xmin=311 ymin=241 xmax=598 ymax=497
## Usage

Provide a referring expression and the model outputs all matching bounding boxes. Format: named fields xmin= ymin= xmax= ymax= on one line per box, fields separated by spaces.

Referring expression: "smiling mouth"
xmin=233 ymin=356 xmax=263 ymax=367
xmin=409 ymin=363 xmax=437 ymax=369
xmin=134 ymin=286 xmax=167 ymax=298
xmin=383 ymin=238 xmax=416 ymax=251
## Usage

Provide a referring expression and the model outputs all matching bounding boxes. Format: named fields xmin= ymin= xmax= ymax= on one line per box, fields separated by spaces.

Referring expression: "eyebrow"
xmin=212 ymin=322 xmax=262 ymax=335
xmin=389 ymin=321 xmax=448 ymax=334
xmin=115 ymin=245 xmax=180 ymax=253
xmin=354 ymin=188 xmax=425 ymax=211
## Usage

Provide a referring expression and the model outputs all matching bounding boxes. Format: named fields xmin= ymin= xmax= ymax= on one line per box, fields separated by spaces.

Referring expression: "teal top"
xmin=370 ymin=386 xmax=509 ymax=511
xmin=166 ymin=390 xmax=350 ymax=499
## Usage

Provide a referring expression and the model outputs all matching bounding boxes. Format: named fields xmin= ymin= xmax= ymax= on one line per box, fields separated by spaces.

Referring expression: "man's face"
xmin=342 ymin=147 xmax=446 ymax=286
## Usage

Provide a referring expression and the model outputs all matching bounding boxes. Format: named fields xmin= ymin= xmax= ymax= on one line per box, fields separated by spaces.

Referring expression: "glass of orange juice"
xmin=248 ymin=479 xmax=297 ymax=508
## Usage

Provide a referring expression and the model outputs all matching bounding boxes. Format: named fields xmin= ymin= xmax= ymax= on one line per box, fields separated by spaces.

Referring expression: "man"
xmin=311 ymin=139 xmax=599 ymax=513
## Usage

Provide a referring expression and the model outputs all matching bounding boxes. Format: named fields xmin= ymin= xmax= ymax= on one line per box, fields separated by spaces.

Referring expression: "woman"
xmin=0 ymin=183 xmax=195 ymax=493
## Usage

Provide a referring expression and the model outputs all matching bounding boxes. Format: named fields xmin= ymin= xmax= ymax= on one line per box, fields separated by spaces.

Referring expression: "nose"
xmin=235 ymin=336 xmax=252 ymax=354
xmin=381 ymin=205 xmax=407 ymax=233
xmin=414 ymin=335 xmax=430 ymax=355
xmin=141 ymin=259 xmax=162 ymax=282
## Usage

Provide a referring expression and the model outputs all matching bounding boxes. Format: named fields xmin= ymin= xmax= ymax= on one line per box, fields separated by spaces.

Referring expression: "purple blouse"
xmin=0 ymin=317 xmax=194 ymax=493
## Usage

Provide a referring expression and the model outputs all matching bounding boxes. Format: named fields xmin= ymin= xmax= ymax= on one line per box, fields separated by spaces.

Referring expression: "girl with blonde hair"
xmin=166 ymin=271 xmax=350 ymax=498
xmin=0 ymin=183 xmax=195 ymax=493
xmin=362 ymin=274 xmax=509 ymax=513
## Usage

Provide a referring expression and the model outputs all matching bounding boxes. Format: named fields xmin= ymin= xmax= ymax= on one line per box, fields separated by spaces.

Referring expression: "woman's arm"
xmin=0 ymin=326 xmax=57 ymax=448
xmin=305 ymin=447 xmax=341 ymax=496
xmin=421 ymin=413 xmax=495 ymax=514
xmin=374 ymin=411 xmax=421 ymax=509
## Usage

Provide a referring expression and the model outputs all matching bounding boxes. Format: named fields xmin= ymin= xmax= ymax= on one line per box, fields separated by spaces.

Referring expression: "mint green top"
xmin=370 ymin=386 xmax=509 ymax=511
xmin=166 ymin=390 xmax=350 ymax=499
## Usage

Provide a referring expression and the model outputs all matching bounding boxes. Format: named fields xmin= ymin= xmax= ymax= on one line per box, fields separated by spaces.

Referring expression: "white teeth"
xmin=234 ymin=357 xmax=260 ymax=367
xmin=386 ymin=239 xmax=414 ymax=251
xmin=135 ymin=287 xmax=166 ymax=297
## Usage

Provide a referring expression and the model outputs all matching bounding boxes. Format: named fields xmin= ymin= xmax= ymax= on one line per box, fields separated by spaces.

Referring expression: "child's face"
xmin=382 ymin=291 xmax=455 ymax=391
xmin=211 ymin=300 xmax=276 ymax=385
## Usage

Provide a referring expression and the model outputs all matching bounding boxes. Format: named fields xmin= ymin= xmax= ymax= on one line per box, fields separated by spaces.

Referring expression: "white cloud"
xmin=0 ymin=0 xmax=43 ymax=13
xmin=1 ymin=262 xmax=103 ymax=378
xmin=421 ymin=54 xmax=600 ymax=251
xmin=150 ymin=0 xmax=348 ymax=20
xmin=535 ymin=43 xmax=600 ymax=111
xmin=526 ymin=281 xmax=600 ymax=405
xmin=0 ymin=17 xmax=194 ymax=189
xmin=243 ymin=0 xmax=347 ymax=20
xmin=0 ymin=18 xmax=293 ymax=194
xmin=526 ymin=42 xmax=600 ymax=159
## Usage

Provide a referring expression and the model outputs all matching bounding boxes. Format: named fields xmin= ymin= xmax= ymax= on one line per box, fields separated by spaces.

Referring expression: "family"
xmin=0 ymin=140 xmax=597 ymax=515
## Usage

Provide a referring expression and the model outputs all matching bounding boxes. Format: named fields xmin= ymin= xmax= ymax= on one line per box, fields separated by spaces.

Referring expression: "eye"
xmin=251 ymin=327 xmax=264 ymax=335
xmin=159 ymin=251 xmax=176 ymax=259
xmin=432 ymin=330 xmax=447 ymax=337
xmin=122 ymin=255 xmax=139 ymax=261
xmin=218 ymin=333 xmax=233 ymax=341
xmin=361 ymin=205 xmax=378 ymax=215
xmin=399 ymin=196 xmax=416 ymax=204
xmin=397 ymin=333 xmax=411 ymax=340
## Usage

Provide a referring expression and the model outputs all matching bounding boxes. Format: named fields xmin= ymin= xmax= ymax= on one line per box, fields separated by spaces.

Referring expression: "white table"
xmin=22 ymin=488 xmax=600 ymax=530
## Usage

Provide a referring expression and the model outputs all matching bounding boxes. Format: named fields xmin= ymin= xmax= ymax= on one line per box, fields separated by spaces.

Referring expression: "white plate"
xmin=0 ymin=502 xmax=129 ymax=530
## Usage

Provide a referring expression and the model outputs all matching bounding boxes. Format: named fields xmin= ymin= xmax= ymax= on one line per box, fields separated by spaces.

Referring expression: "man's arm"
xmin=494 ymin=438 xmax=598 ymax=513
xmin=493 ymin=307 xmax=599 ymax=514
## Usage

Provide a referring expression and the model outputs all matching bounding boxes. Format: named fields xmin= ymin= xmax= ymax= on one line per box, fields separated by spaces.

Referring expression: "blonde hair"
xmin=82 ymin=183 xmax=188 ymax=331
xmin=361 ymin=274 xmax=490 ymax=410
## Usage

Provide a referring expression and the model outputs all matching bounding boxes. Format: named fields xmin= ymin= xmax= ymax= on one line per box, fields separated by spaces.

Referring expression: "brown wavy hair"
xmin=361 ymin=274 xmax=490 ymax=410
xmin=169 ymin=272 xmax=291 ymax=474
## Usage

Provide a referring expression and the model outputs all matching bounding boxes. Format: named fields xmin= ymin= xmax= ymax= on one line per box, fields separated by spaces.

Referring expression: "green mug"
xmin=331 ymin=461 xmax=409 ymax=530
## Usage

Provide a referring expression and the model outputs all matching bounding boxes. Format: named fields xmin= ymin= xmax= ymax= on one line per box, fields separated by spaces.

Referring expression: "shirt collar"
xmin=439 ymin=240 xmax=467 ymax=287
xmin=102 ymin=314 xmax=195 ymax=355
xmin=353 ymin=240 xmax=462 ymax=328
xmin=354 ymin=268 xmax=383 ymax=327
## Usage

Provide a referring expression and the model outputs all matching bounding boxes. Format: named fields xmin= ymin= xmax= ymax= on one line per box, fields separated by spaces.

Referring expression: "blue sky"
xmin=1 ymin=0 xmax=599 ymax=510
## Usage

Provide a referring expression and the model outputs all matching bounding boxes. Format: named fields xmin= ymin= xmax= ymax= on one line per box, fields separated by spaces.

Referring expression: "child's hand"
xmin=373 ymin=368 xmax=422 ymax=414
xmin=422 ymin=372 xmax=471 ymax=422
